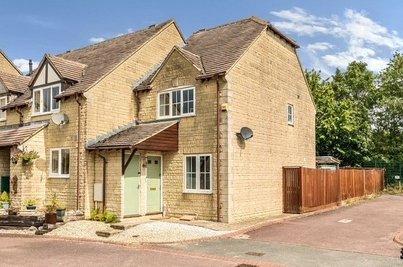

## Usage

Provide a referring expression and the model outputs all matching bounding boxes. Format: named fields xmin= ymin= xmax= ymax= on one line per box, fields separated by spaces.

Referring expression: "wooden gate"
xmin=283 ymin=167 xmax=301 ymax=213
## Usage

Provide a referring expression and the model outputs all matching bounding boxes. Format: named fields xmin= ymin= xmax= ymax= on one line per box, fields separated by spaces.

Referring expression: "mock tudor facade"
xmin=0 ymin=17 xmax=315 ymax=223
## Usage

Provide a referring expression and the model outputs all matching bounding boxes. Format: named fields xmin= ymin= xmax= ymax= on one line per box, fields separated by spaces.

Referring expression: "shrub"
xmin=0 ymin=191 xmax=9 ymax=202
xmin=103 ymin=210 xmax=118 ymax=223
xmin=90 ymin=208 xmax=118 ymax=223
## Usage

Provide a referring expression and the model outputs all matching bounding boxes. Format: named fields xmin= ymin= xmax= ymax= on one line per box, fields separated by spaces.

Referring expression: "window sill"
xmin=183 ymin=190 xmax=213 ymax=195
xmin=288 ymin=123 xmax=294 ymax=127
xmin=158 ymin=113 xmax=196 ymax=120
xmin=0 ymin=118 xmax=6 ymax=122
xmin=32 ymin=112 xmax=56 ymax=117
xmin=48 ymin=175 xmax=70 ymax=179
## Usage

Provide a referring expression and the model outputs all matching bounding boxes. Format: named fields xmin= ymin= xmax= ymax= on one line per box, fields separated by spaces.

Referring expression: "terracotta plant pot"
xmin=45 ymin=213 xmax=57 ymax=224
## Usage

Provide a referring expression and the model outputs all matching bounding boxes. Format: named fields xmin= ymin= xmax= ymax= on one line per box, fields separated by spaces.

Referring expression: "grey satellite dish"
xmin=51 ymin=112 xmax=69 ymax=125
xmin=238 ymin=127 xmax=253 ymax=140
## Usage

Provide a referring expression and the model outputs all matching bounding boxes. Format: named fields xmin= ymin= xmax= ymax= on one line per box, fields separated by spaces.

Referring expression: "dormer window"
xmin=32 ymin=84 xmax=60 ymax=115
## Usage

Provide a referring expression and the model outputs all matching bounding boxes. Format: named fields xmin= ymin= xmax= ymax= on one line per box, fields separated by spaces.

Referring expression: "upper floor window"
xmin=33 ymin=85 xmax=60 ymax=116
xmin=0 ymin=96 xmax=7 ymax=121
xmin=158 ymin=86 xmax=195 ymax=118
xmin=287 ymin=104 xmax=294 ymax=125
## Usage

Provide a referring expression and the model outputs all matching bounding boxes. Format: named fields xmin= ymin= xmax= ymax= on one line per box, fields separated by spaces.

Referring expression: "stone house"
xmin=0 ymin=20 xmax=184 ymax=213
xmin=0 ymin=17 xmax=315 ymax=223
xmin=0 ymin=50 xmax=32 ymax=194
xmin=87 ymin=17 xmax=316 ymax=223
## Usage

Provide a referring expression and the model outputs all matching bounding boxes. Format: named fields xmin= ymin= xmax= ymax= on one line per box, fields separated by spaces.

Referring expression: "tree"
xmin=373 ymin=53 xmax=403 ymax=161
xmin=306 ymin=62 xmax=376 ymax=166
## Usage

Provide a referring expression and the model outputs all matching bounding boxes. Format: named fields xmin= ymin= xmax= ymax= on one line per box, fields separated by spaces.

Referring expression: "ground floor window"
xmin=184 ymin=154 xmax=212 ymax=193
xmin=50 ymin=148 xmax=70 ymax=178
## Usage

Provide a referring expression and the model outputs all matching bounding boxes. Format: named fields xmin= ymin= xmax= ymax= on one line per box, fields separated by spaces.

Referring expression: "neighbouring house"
xmin=0 ymin=50 xmax=31 ymax=194
xmin=86 ymin=17 xmax=316 ymax=223
xmin=0 ymin=20 xmax=184 ymax=213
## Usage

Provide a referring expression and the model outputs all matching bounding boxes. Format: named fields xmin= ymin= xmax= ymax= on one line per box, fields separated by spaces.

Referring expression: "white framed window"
xmin=0 ymin=96 xmax=7 ymax=121
xmin=184 ymin=154 xmax=212 ymax=193
xmin=32 ymin=84 xmax=60 ymax=115
xmin=287 ymin=104 xmax=294 ymax=125
xmin=49 ymin=148 xmax=70 ymax=178
xmin=158 ymin=86 xmax=195 ymax=118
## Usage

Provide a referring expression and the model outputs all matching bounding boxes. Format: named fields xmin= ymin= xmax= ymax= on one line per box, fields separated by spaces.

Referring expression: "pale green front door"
xmin=124 ymin=154 xmax=140 ymax=216
xmin=146 ymin=156 xmax=162 ymax=213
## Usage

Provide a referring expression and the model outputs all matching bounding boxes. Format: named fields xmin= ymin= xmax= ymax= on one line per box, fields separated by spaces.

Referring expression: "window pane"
xmin=199 ymin=156 xmax=211 ymax=190
xmin=43 ymin=88 xmax=51 ymax=112
xmin=34 ymin=91 xmax=41 ymax=113
xmin=172 ymin=90 xmax=181 ymax=116
xmin=159 ymin=93 xmax=170 ymax=117
xmin=288 ymin=104 xmax=294 ymax=124
xmin=51 ymin=150 xmax=59 ymax=174
xmin=52 ymin=86 xmax=60 ymax=110
xmin=61 ymin=149 xmax=70 ymax=175
xmin=183 ymin=89 xmax=194 ymax=114
xmin=186 ymin=156 xmax=196 ymax=190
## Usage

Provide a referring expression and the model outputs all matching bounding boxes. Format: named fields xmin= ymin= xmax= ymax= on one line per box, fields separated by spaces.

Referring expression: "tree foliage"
xmin=372 ymin=53 xmax=403 ymax=161
xmin=306 ymin=62 xmax=375 ymax=166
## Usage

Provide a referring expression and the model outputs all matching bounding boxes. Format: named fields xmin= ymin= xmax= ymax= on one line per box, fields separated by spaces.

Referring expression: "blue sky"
xmin=1 ymin=0 xmax=402 ymax=76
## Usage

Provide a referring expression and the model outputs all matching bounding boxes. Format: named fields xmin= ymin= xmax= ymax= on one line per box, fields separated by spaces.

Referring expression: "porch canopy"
xmin=86 ymin=120 xmax=179 ymax=151
xmin=0 ymin=122 xmax=48 ymax=147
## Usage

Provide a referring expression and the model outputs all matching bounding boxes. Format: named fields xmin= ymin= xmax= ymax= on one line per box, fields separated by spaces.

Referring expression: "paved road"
xmin=0 ymin=236 xmax=277 ymax=267
xmin=1 ymin=195 xmax=402 ymax=267
xmin=171 ymin=195 xmax=403 ymax=267
xmin=247 ymin=194 xmax=403 ymax=257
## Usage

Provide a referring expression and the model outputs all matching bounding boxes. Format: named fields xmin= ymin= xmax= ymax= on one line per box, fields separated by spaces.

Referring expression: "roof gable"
xmin=181 ymin=16 xmax=298 ymax=79
xmin=55 ymin=19 xmax=182 ymax=98
xmin=182 ymin=17 xmax=266 ymax=77
xmin=133 ymin=46 xmax=203 ymax=91
xmin=0 ymin=50 xmax=22 ymax=76
xmin=28 ymin=54 xmax=86 ymax=87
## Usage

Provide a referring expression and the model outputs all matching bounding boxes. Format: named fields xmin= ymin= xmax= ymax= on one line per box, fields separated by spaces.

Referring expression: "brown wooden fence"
xmin=283 ymin=167 xmax=384 ymax=213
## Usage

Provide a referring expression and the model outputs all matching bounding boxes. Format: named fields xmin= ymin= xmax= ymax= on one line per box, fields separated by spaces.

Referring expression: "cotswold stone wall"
xmin=0 ymin=53 xmax=20 ymax=76
xmin=225 ymin=31 xmax=316 ymax=223
xmin=139 ymin=50 xmax=219 ymax=220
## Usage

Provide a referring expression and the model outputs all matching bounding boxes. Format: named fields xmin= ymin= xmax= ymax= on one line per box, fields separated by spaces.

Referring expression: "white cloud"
xmin=89 ymin=37 xmax=106 ymax=44
xmin=271 ymin=7 xmax=339 ymax=36
xmin=12 ymin=59 xmax=39 ymax=74
xmin=307 ymin=42 xmax=334 ymax=53
xmin=270 ymin=7 xmax=403 ymax=73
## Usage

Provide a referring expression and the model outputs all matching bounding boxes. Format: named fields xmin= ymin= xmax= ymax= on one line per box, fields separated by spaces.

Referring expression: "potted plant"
xmin=25 ymin=198 xmax=38 ymax=210
xmin=18 ymin=149 xmax=39 ymax=165
xmin=0 ymin=191 xmax=10 ymax=210
xmin=10 ymin=153 xmax=19 ymax=164
xmin=44 ymin=193 xmax=58 ymax=224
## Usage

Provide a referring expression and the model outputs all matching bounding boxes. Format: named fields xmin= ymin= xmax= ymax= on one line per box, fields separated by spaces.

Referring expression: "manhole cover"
xmin=245 ymin=252 xmax=265 ymax=256
xmin=337 ymin=219 xmax=352 ymax=223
